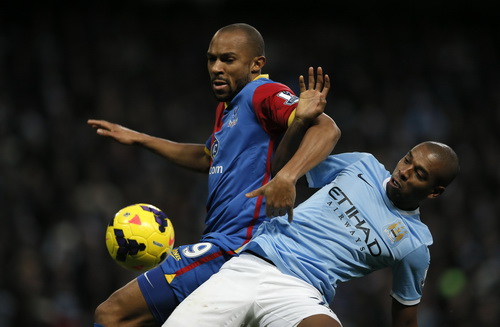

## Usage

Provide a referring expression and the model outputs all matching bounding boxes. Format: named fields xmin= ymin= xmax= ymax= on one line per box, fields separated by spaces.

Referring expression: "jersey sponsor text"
xmin=209 ymin=165 xmax=224 ymax=175
xmin=328 ymin=186 xmax=382 ymax=256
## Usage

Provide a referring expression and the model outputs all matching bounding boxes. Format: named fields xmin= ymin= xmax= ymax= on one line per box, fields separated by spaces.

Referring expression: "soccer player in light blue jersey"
xmin=164 ymin=140 xmax=460 ymax=327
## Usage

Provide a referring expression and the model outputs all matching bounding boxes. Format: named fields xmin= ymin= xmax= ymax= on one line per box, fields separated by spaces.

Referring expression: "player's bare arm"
xmin=246 ymin=67 xmax=340 ymax=220
xmin=391 ymin=299 xmax=419 ymax=327
xmin=271 ymin=67 xmax=335 ymax=176
xmin=88 ymin=119 xmax=211 ymax=173
xmin=88 ymin=119 xmax=145 ymax=145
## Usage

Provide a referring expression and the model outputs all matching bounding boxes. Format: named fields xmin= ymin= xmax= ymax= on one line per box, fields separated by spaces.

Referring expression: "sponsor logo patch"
xmin=277 ymin=91 xmax=299 ymax=105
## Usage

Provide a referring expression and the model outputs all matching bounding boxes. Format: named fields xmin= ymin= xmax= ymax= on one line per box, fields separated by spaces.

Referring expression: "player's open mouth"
xmin=390 ymin=177 xmax=401 ymax=189
xmin=212 ymin=80 xmax=228 ymax=91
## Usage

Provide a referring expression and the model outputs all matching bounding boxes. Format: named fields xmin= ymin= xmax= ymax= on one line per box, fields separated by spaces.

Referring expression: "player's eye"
xmin=415 ymin=169 xmax=427 ymax=181
xmin=207 ymin=54 xmax=217 ymax=62
xmin=219 ymin=54 xmax=236 ymax=63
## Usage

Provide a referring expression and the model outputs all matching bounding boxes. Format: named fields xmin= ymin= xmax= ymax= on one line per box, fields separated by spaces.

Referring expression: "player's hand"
xmin=87 ymin=119 xmax=143 ymax=145
xmin=245 ymin=175 xmax=296 ymax=222
xmin=295 ymin=67 xmax=330 ymax=121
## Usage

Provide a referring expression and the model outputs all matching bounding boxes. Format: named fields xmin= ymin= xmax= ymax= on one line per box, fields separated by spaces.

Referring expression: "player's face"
xmin=207 ymin=31 xmax=261 ymax=102
xmin=386 ymin=144 xmax=445 ymax=210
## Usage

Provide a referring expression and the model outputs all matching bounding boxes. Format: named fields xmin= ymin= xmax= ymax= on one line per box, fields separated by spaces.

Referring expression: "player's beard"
xmin=213 ymin=75 xmax=252 ymax=102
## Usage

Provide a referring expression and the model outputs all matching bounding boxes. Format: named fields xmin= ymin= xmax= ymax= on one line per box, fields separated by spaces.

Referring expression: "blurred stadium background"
xmin=1 ymin=0 xmax=499 ymax=326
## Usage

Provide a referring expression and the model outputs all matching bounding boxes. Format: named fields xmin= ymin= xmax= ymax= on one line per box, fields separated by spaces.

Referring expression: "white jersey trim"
xmin=390 ymin=291 xmax=421 ymax=306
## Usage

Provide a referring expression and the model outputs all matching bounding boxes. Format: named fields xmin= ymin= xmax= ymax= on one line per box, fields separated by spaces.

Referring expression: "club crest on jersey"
xmin=384 ymin=220 xmax=409 ymax=246
xmin=227 ymin=106 xmax=239 ymax=127
xmin=277 ymin=91 xmax=299 ymax=105
xmin=211 ymin=137 xmax=220 ymax=158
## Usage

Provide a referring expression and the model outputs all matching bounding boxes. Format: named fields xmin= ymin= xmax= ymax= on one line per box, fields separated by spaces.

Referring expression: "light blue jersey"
xmin=243 ymin=152 xmax=433 ymax=305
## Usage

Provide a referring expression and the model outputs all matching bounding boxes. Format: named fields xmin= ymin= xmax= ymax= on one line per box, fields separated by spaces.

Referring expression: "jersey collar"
xmin=382 ymin=178 xmax=420 ymax=216
xmin=253 ymin=74 xmax=269 ymax=80
xmin=224 ymin=74 xmax=270 ymax=108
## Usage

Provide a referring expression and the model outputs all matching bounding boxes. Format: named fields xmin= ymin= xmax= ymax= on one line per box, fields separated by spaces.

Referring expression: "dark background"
xmin=1 ymin=0 xmax=499 ymax=326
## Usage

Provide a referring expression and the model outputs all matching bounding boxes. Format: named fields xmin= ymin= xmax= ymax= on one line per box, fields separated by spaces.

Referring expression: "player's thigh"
xmin=164 ymin=255 xmax=261 ymax=327
xmin=137 ymin=264 xmax=179 ymax=323
xmin=96 ymin=278 xmax=156 ymax=326
xmin=254 ymin=263 xmax=341 ymax=327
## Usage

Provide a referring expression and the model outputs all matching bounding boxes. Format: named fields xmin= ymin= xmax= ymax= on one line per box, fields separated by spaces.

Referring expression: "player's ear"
xmin=427 ymin=186 xmax=445 ymax=199
xmin=251 ymin=56 xmax=266 ymax=74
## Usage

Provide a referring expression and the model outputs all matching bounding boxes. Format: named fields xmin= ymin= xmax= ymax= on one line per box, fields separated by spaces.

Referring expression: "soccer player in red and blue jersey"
xmin=88 ymin=23 xmax=340 ymax=326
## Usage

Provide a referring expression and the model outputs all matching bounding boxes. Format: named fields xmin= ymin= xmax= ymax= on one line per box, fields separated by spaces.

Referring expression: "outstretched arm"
xmin=246 ymin=67 xmax=341 ymax=220
xmin=392 ymin=299 xmax=419 ymax=327
xmin=87 ymin=119 xmax=211 ymax=173
xmin=270 ymin=67 xmax=336 ymax=176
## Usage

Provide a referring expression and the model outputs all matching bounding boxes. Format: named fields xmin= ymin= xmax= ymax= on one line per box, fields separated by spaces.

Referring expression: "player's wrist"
xmin=293 ymin=114 xmax=315 ymax=125
xmin=135 ymin=132 xmax=157 ymax=147
xmin=274 ymin=170 xmax=299 ymax=185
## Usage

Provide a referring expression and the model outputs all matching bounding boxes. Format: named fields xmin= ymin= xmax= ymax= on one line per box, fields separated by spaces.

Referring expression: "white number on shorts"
xmin=182 ymin=242 xmax=213 ymax=258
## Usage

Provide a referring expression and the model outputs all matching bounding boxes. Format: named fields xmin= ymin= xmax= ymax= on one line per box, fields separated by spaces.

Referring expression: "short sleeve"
xmin=390 ymin=244 xmax=431 ymax=305
xmin=252 ymin=83 xmax=298 ymax=136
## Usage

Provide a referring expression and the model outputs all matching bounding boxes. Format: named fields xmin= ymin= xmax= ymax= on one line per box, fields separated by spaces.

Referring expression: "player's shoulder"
xmin=248 ymin=80 xmax=297 ymax=110
xmin=326 ymin=152 xmax=378 ymax=168
xmin=347 ymin=152 xmax=389 ymax=178
xmin=333 ymin=151 xmax=374 ymax=159
xmin=256 ymin=80 xmax=292 ymax=91
xmin=237 ymin=77 xmax=288 ymax=98
xmin=352 ymin=151 xmax=380 ymax=163
xmin=252 ymin=77 xmax=295 ymax=96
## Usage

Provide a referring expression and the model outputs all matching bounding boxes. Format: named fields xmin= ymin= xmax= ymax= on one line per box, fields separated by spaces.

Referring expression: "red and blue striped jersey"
xmin=202 ymin=76 xmax=298 ymax=252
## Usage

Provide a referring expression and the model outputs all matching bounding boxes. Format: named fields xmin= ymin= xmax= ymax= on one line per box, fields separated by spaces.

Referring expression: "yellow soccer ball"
xmin=105 ymin=203 xmax=175 ymax=271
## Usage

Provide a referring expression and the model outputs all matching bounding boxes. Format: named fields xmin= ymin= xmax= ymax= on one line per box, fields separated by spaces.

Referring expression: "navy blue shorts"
xmin=137 ymin=242 xmax=232 ymax=324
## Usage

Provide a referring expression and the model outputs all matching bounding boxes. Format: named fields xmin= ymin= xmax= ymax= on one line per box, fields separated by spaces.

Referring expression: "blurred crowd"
xmin=1 ymin=1 xmax=499 ymax=326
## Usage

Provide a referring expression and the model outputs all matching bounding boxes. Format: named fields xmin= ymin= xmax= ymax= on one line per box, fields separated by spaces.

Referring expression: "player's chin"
xmin=386 ymin=184 xmax=401 ymax=201
xmin=213 ymin=93 xmax=232 ymax=102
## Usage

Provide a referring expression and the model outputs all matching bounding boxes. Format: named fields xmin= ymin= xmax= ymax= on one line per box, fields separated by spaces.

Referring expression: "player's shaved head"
xmin=413 ymin=141 xmax=460 ymax=187
xmin=216 ymin=23 xmax=265 ymax=58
